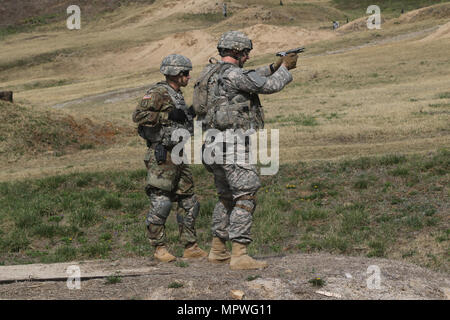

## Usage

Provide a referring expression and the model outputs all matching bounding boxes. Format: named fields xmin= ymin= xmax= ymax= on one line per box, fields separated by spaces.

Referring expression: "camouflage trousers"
xmin=144 ymin=147 xmax=199 ymax=247
xmin=204 ymin=159 xmax=261 ymax=244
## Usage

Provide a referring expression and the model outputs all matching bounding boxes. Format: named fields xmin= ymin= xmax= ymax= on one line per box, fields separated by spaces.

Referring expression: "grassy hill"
xmin=0 ymin=150 xmax=448 ymax=272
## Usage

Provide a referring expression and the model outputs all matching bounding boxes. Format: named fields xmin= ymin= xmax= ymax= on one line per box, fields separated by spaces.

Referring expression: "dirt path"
xmin=0 ymin=253 xmax=448 ymax=300
xmin=321 ymin=25 xmax=440 ymax=56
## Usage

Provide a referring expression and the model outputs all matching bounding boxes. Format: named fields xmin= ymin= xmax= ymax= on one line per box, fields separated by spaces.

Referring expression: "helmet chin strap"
xmin=166 ymin=74 xmax=183 ymax=90
xmin=231 ymin=50 xmax=247 ymax=67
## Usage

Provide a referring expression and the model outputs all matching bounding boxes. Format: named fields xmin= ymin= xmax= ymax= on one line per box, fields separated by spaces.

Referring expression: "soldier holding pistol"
xmin=194 ymin=31 xmax=298 ymax=270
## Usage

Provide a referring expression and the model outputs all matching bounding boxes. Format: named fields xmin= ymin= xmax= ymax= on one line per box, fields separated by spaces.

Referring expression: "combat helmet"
xmin=217 ymin=31 xmax=253 ymax=52
xmin=160 ymin=54 xmax=193 ymax=76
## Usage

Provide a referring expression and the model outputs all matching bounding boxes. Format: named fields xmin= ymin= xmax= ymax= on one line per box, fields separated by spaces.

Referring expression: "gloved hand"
xmin=168 ymin=108 xmax=188 ymax=123
xmin=282 ymin=52 xmax=298 ymax=70
xmin=271 ymin=56 xmax=284 ymax=73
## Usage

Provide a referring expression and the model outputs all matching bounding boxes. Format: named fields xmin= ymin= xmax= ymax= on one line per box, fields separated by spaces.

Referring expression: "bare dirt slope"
xmin=0 ymin=253 xmax=448 ymax=300
xmin=421 ymin=21 xmax=450 ymax=41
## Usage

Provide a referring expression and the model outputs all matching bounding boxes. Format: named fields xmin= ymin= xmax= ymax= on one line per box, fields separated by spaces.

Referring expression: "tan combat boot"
xmin=230 ymin=242 xmax=267 ymax=270
xmin=208 ymin=237 xmax=231 ymax=264
xmin=183 ymin=243 xmax=208 ymax=259
xmin=154 ymin=245 xmax=176 ymax=263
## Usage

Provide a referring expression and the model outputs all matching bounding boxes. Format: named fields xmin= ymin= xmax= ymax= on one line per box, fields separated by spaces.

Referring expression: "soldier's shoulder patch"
xmin=245 ymin=70 xmax=267 ymax=88
xmin=223 ymin=67 xmax=242 ymax=79
xmin=142 ymin=94 xmax=152 ymax=100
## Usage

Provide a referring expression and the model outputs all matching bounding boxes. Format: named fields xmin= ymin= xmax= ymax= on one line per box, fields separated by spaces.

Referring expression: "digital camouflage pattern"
xmin=132 ymin=76 xmax=199 ymax=247
xmin=200 ymin=62 xmax=292 ymax=131
xmin=200 ymin=45 xmax=293 ymax=244
xmin=209 ymin=162 xmax=261 ymax=244
xmin=160 ymin=54 xmax=193 ymax=76
xmin=217 ymin=30 xmax=253 ymax=51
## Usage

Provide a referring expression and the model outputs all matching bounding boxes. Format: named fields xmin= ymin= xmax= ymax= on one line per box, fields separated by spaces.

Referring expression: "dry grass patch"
xmin=0 ymin=101 xmax=132 ymax=161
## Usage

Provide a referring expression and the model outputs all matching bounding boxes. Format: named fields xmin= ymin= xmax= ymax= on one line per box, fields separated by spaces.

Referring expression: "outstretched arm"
xmin=226 ymin=65 xmax=293 ymax=95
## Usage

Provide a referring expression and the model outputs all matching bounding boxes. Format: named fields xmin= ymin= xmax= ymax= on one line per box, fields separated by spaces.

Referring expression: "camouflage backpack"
xmin=192 ymin=60 xmax=222 ymax=121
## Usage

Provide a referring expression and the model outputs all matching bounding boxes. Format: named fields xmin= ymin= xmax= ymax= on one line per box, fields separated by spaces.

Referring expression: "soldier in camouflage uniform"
xmin=196 ymin=31 xmax=298 ymax=270
xmin=132 ymin=54 xmax=207 ymax=263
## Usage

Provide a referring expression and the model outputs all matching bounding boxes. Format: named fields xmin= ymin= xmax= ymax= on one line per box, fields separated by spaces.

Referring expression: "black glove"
xmin=168 ymin=108 xmax=188 ymax=123
xmin=187 ymin=105 xmax=196 ymax=118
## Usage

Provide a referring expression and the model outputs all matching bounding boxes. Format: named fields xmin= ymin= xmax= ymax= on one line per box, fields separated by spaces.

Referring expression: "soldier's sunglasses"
xmin=242 ymin=49 xmax=251 ymax=57
xmin=180 ymin=71 xmax=190 ymax=76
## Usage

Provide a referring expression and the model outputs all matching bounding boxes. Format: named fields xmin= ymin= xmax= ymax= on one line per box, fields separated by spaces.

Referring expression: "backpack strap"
xmin=214 ymin=63 xmax=234 ymax=98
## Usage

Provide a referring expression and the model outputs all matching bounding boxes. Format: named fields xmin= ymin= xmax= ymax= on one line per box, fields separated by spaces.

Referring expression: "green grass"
xmin=308 ymin=277 xmax=326 ymax=287
xmin=0 ymin=48 xmax=76 ymax=72
xmin=175 ymin=261 xmax=189 ymax=268
xmin=22 ymin=79 xmax=74 ymax=91
xmin=437 ymin=92 xmax=450 ymax=99
xmin=429 ymin=103 xmax=450 ymax=108
xmin=168 ymin=281 xmax=184 ymax=289
xmin=246 ymin=275 xmax=261 ymax=281
xmin=0 ymin=13 xmax=61 ymax=40
xmin=105 ymin=275 xmax=122 ymax=285
xmin=266 ymin=113 xmax=318 ymax=126
xmin=0 ymin=150 xmax=448 ymax=273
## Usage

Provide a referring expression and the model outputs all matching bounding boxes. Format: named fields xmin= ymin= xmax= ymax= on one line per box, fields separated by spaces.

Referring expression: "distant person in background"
xmin=223 ymin=3 xmax=227 ymax=17
xmin=346 ymin=17 xmax=349 ymax=24
xmin=280 ymin=0 xmax=283 ymax=5
xmin=333 ymin=21 xmax=339 ymax=30
xmin=401 ymin=8 xmax=404 ymax=14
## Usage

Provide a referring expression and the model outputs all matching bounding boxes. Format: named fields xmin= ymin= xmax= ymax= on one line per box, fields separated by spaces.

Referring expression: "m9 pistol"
xmin=276 ymin=47 xmax=305 ymax=56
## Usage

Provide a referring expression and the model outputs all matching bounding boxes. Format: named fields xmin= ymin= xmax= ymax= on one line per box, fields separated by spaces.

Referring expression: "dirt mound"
xmin=106 ymin=24 xmax=335 ymax=71
xmin=420 ymin=21 xmax=450 ymax=41
xmin=338 ymin=16 xmax=386 ymax=33
xmin=394 ymin=3 xmax=450 ymax=24
xmin=0 ymin=101 xmax=130 ymax=161
xmin=109 ymin=29 xmax=218 ymax=70
xmin=242 ymin=24 xmax=335 ymax=55
xmin=337 ymin=3 xmax=449 ymax=34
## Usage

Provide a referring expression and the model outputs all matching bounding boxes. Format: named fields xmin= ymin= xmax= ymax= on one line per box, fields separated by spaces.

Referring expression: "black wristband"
xmin=269 ymin=63 xmax=275 ymax=73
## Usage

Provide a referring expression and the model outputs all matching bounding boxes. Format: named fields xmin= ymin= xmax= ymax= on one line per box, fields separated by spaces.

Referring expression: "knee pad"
xmin=148 ymin=197 xmax=172 ymax=224
xmin=155 ymin=198 xmax=172 ymax=219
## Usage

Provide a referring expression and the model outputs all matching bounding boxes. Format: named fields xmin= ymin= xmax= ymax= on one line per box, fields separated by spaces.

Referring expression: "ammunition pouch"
xmin=138 ymin=124 xmax=161 ymax=144
xmin=215 ymin=101 xmax=251 ymax=130
xmin=155 ymin=143 xmax=168 ymax=164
